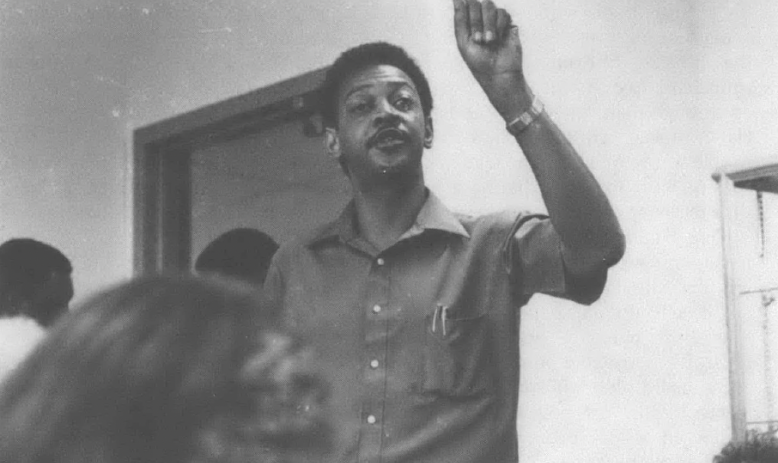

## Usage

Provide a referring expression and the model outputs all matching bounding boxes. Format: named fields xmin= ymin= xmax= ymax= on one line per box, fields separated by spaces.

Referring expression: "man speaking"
xmin=265 ymin=1 xmax=625 ymax=461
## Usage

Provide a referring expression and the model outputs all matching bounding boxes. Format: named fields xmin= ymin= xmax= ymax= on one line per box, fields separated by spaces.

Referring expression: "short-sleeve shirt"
xmin=264 ymin=190 xmax=607 ymax=463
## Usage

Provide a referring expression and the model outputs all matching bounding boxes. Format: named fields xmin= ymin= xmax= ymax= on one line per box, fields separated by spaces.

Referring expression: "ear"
xmin=423 ymin=115 xmax=434 ymax=149
xmin=324 ymin=127 xmax=341 ymax=162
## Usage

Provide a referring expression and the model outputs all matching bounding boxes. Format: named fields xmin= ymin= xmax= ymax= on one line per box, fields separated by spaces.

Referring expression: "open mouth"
xmin=370 ymin=128 xmax=408 ymax=150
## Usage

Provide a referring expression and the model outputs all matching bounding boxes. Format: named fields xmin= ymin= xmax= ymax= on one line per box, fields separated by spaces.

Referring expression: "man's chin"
xmin=371 ymin=148 xmax=420 ymax=171
xmin=373 ymin=159 xmax=420 ymax=180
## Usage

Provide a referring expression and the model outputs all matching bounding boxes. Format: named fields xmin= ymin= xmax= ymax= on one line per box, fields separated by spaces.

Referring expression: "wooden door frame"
xmin=713 ymin=160 xmax=778 ymax=442
xmin=132 ymin=67 xmax=327 ymax=275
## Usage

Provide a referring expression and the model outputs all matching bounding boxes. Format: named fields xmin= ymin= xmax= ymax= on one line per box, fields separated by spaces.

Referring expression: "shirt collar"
xmin=306 ymin=189 xmax=469 ymax=247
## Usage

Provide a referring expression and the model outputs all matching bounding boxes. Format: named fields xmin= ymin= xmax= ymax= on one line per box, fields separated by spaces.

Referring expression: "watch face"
xmin=507 ymin=98 xmax=543 ymax=136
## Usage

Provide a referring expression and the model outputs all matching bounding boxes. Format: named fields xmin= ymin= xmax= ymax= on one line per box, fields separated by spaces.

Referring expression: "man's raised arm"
xmin=452 ymin=0 xmax=626 ymax=276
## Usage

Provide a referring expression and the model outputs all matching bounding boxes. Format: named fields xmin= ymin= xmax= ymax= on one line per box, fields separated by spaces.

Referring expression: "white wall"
xmin=3 ymin=0 xmax=778 ymax=460
xmin=1 ymin=1 xmax=137 ymax=300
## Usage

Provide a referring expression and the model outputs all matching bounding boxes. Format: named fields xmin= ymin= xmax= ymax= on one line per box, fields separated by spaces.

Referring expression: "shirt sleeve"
xmin=505 ymin=213 xmax=607 ymax=305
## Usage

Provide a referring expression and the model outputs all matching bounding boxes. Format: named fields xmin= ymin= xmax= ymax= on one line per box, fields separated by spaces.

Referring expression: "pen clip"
xmin=432 ymin=304 xmax=449 ymax=336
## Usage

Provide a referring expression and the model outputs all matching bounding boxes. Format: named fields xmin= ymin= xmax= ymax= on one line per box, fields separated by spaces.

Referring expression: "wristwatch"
xmin=505 ymin=96 xmax=544 ymax=136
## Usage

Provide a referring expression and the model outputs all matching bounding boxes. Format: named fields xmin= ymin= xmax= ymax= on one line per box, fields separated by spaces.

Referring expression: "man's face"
xmin=326 ymin=64 xmax=433 ymax=185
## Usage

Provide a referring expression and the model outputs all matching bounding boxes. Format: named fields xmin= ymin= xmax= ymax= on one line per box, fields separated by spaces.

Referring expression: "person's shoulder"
xmin=454 ymin=209 xmax=545 ymax=236
xmin=271 ymin=219 xmax=340 ymax=266
xmin=0 ymin=316 xmax=45 ymax=344
xmin=270 ymin=236 xmax=307 ymax=267
xmin=0 ymin=316 xmax=45 ymax=381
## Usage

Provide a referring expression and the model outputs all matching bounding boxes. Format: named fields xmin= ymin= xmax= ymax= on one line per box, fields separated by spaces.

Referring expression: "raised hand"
xmin=452 ymin=0 xmax=532 ymax=120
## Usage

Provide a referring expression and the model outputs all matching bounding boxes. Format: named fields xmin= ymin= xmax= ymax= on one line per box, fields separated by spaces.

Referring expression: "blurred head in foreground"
xmin=0 ymin=276 xmax=330 ymax=463
xmin=195 ymin=229 xmax=279 ymax=286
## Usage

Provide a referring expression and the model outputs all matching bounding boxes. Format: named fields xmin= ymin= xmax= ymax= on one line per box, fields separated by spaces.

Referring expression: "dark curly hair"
xmin=0 ymin=238 xmax=72 ymax=325
xmin=195 ymin=228 xmax=279 ymax=285
xmin=319 ymin=42 xmax=434 ymax=128
xmin=714 ymin=430 xmax=778 ymax=463
xmin=0 ymin=276 xmax=330 ymax=463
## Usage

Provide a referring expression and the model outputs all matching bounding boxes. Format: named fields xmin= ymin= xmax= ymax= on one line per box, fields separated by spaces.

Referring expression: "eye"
xmin=347 ymin=100 xmax=372 ymax=114
xmin=394 ymin=96 xmax=415 ymax=111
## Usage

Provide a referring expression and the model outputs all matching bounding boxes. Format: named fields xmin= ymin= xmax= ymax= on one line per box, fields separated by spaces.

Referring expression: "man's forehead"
xmin=340 ymin=64 xmax=418 ymax=97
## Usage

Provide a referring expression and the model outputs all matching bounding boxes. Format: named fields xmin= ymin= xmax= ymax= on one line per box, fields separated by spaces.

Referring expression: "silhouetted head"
xmin=0 ymin=276 xmax=330 ymax=463
xmin=0 ymin=238 xmax=73 ymax=327
xmin=195 ymin=229 xmax=279 ymax=286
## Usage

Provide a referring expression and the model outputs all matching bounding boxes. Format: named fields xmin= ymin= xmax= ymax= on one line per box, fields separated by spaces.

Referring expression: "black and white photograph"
xmin=1 ymin=1 xmax=777 ymax=461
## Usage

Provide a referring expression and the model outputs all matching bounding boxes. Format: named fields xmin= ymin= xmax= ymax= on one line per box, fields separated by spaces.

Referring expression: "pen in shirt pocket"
xmin=431 ymin=303 xmax=449 ymax=336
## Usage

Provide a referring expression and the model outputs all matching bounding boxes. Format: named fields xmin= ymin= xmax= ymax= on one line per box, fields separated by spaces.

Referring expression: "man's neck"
xmin=351 ymin=175 xmax=426 ymax=252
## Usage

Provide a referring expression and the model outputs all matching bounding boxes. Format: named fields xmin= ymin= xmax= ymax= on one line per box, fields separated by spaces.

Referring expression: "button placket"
xmin=359 ymin=255 xmax=390 ymax=460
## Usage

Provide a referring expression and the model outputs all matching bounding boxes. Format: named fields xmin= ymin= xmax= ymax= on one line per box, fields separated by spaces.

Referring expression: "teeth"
xmin=374 ymin=132 xmax=404 ymax=147
xmin=376 ymin=138 xmax=403 ymax=147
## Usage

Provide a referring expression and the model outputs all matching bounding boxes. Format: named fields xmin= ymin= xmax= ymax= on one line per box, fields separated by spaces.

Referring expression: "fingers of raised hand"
xmin=495 ymin=8 xmax=513 ymax=42
xmin=467 ymin=0 xmax=484 ymax=43
xmin=481 ymin=0 xmax=498 ymax=43
xmin=452 ymin=0 xmax=469 ymax=45
xmin=454 ymin=0 xmax=511 ymax=45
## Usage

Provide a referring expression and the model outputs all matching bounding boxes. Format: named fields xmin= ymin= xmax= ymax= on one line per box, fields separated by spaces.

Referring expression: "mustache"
xmin=367 ymin=127 xmax=409 ymax=147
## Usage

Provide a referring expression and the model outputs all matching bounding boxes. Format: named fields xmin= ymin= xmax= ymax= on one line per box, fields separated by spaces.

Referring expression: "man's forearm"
xmin=513 ymin=108 xmax=625 ymax=275
xmin=450 ymin=0 xmax=625 ymax=274
xmin=482 ymin=74 xmax=625 ymax=274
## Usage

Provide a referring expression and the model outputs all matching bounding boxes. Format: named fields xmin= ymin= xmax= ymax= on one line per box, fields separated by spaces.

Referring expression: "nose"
xmin=373 ymin=99 xmax=401 ymax=127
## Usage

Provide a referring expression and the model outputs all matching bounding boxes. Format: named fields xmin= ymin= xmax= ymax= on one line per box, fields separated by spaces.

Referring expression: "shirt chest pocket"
xmin=421 ymin=304 xmax=495 ymax=397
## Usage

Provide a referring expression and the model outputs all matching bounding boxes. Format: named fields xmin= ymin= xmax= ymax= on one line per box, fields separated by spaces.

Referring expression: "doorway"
xmin=132 ymin=67 xmax=349 ymax=274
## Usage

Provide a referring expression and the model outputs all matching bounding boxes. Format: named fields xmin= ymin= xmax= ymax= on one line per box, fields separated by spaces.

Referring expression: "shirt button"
xmin=370 ymin=359 xmax=379 ymax=369
xmin=372 ymin=304 xmax=382 ymax=314
xmin=376 ymin=257 xmax=385 ymax=266
xmin=367 ymin=415 xmax=377 ymax=424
